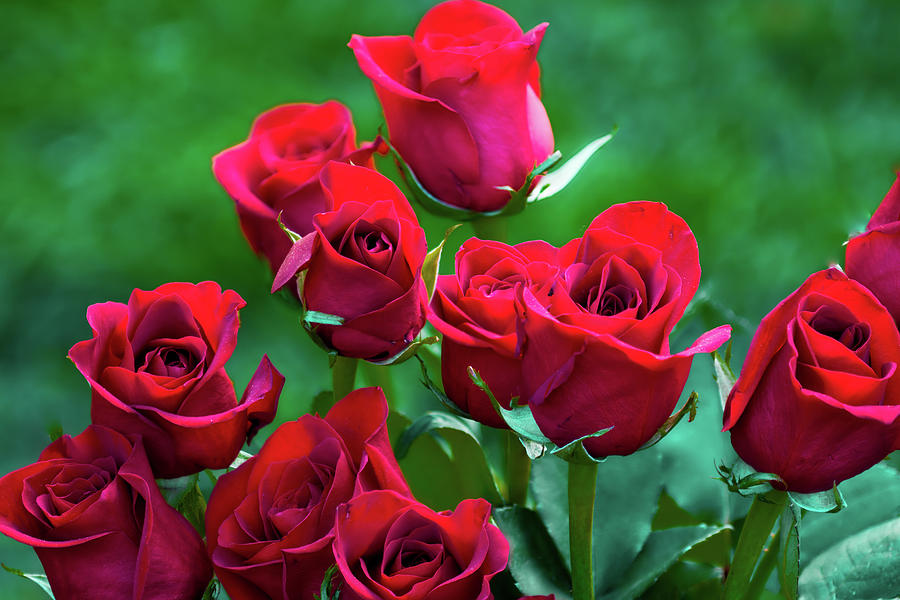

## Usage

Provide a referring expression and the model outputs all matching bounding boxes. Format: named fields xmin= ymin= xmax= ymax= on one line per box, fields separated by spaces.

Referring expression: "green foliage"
xmin=799 ymin=517 xmax=900 ymax=600
xmin=492 ymin=506 xmax=572 ymax=598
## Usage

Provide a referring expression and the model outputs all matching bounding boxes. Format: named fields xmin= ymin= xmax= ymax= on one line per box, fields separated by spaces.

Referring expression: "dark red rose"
xmin=518 ymin=202 xmax=731 ymax=457
xmin=349 ymin=0 xmax=554 ymax=213
xmin=845 ymin=174 xmax=900 ymax=324
xmin=273 ymin=162 xmax=428 ymax=361
xmin=333 ymin=490 xmax=508 ymax=600
xmin=723 ymin=268 xmax=900 ymax=493
xmin=205 ymin=387 xmax=411 ymax=600
xmin=429 ymin=238 xmax=560 ymax=427
xmin=213 ymin=101 xmax=381 ymax=273
xmin=0 ymin=425 xmax=211 ymax=600
xmin=69 ymin=281 xmax=282 ymax=478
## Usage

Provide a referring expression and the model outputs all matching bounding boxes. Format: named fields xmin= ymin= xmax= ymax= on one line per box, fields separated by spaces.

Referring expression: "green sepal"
xmin=638 ymin=391 xmax=699 ymax=450
xmin=228 ymin=450 xmax=254 ymax=471
xmin=1 ymin=563 xmax=54 ymax=599
xmin=711 ymin=342 xmax=736 ymax=411
xmin=314 ymin=565 xmax=341 ymax=600
xmin=422 ymin=224 xmax=462 ymax=301
xmin=715 ymin=460 xmax=786 ymax=497
xmin=46 ymin=422 xmax=63 ymax=442
xmin=468 ymin=366 xmax=612 ymax=463
xmin=276 ymin=211 xmax=302 ymax=243
xmin=157 ymin=473 xmax=206 ymax=535
xmin=303 ymin=311 xmax=345 ymax=326
xmin=384 ymin=135 xmax=481 ymax=220
xmin=368 ymin=335 xmax=439 ymax=367
xmin=788 ymin=482 xmax=846 ymax=513
xmin=386 ymin=128 xmax=614 ymax=219
xmin=779 ymin=502 xmax=801 ymax=600
xmin=414 ymin=355 xmax=473 ymax=419
xmin=201 ymin=578 xmax=221 ymax=600
xmin=527 ymin=129 xmax=616 ymax=203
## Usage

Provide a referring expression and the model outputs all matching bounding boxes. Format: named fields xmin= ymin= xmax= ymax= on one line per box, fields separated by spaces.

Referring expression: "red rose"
xmin=349 ymin=0 xmax=554 ymax=213
xmin=205 ymin=387 xmax=411 ymax=600
xmin=518 ymin=202 xmax=731 ymax=457
xmin=429 ymin=238 xmax=560 ymax=427
xmin=0 ymin=425 xmax=211 ymax=600
xmin=69 ymin=281 xmax=282 ymax=478
xmin=333 ymin=490 xmax=508 ymax=600
xmin=845 ymin=174 xmax=900 ymax=324
xmin=213 ymin=102 xmax=381 ymax=274
xmin=273 ymin=163 xmax=428 ymax=361
xmin=723 ymin=269 xmax=900 ymax=493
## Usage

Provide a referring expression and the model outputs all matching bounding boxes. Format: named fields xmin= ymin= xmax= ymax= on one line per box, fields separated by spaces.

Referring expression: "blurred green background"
xmin=2 ymin=0 xmax=899 ymax=596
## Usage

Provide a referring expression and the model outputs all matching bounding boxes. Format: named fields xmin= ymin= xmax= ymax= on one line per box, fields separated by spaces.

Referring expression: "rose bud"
xmin=845 ymin=174 xmax=900 ymax=324
xmin=205 ymin=387 xmax=411 ymax=600
xmin=518 ymin=202 xmax=731 ymax=458
xmin=349 ymin=0 xmax=554 ymax=213
xmin=0 ymin=425 xmax=211 ymax=600
xmin=723 ymin=268 xmax=900 ymax=493
xmin=273 ymin=162 xmax=428 ymax=361
xmin=213 ymin=101 xmax=382 ymax=274
xmin=429 ymin=238 xmax=560 ymax=427
xmin=333 ymin=490 xmax=508 ymax=600
xmin=69 ymin=281 xmax=283 ymax=478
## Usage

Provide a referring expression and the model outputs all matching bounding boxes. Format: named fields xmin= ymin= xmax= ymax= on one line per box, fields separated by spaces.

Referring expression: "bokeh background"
xmin=2 ymin=0 xmax=899 ymax=596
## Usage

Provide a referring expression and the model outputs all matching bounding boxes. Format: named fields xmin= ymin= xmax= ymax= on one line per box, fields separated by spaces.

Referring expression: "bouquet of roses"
xmin=3 ymin=2 xmax=899 ymax=599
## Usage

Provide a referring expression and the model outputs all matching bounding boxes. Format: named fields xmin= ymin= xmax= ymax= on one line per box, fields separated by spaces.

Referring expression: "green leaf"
xmin=468 ymin=366 xmax=552 ymax=447
xmin=799 ymin=516 xmax=900 ymax=600
xmin=422 ymin=224 xmax=462 ymax=301
xmin=1 ymin=564 xmax=54 ymax=599
xmin=788 ymin=483 xmax=846 ymax=513
xmin=391 ymin=410 xmax=502 ymax=509
xmin=531 ymin=450 xmax=666 ymax=594
xmin=303 ymin=311 xmax=344 ymax=326
xmin=599 ymin=525 xmax=730 ymax=600
xmin=639 ymin=391 xmax=699 ymax=450
xmin=394 ymin=411 xmax=478 ymax=459
xmin=550 ymin=429 xmax=614 ymax=464
xmin=527 ymin=130 xmax=616 ymax=203
xmin=711 ymin=345 xmax=736 ymax=411
xmin=492 ymin=506 xmax=573 ymax=599
xmin=779 ymin=503 xmax=801 ymax=600
xmin=801 ymin=464 xmax=900 ymax=568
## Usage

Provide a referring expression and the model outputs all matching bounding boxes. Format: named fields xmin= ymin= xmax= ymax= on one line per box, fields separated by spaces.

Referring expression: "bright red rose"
xmin=69 ymin=281 xmax=282 ymax=478
xmin=333 ymin=490 xmax=508 ymax=600
xmin=205 ymin=387 xmax=411 ymax=600
xmin=518 ymin=202 xmax=731 ymax=457
xmin=0 ymin=426 xmax=211 ymax=600
xmin=723 ymin=269 xmax=900 ymax=493
xmin=273 ymin=163 xmax=429 ymax=361
xmin=349 ymin=0 xmax=554 ymax=213
xmin=429 ymin=238 xmax=560 ymax=427
xmin=845 ymin=174 xmax=900 ymax=324
xmin=213 ymin=102 xmax=381 ymax=274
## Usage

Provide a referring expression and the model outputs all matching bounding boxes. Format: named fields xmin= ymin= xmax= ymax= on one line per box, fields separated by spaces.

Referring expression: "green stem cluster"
xmin=723 ymin=491 xmax=788 ymax=600
xmin=568 ymin=460 xmax=598 ymax=600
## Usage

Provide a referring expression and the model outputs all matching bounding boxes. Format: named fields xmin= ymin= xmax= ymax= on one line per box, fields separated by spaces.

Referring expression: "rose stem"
xmin=505 ymin=430 xmax=531 ymax=506
xmin=742 ymin=529 xmax=780 ymax=600
xmin=362 ymin=362 xmax=397 ymax=407
xmin=722 ymin=491 xmax=787 ymax=600
xmin=331 ymin=356 xmax=359 ymax=404
xmin=471 ymin=215 xmax=509 ymax=243
xmin=568 ymin=459 xmax=598 ymax=600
